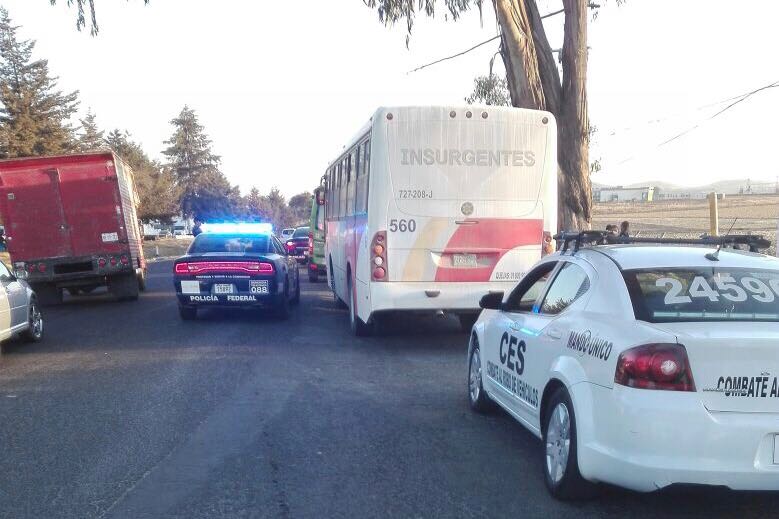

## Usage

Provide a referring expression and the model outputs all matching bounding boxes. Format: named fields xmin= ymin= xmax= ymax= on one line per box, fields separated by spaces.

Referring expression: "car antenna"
xmin=705 ymin=218 xmax=738 ymax=261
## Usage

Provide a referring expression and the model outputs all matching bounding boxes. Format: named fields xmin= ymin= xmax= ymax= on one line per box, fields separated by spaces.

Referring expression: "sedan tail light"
xmin=286 ymin=241 xmax=295 ymax=254
xmin=371 ymin=231 xmax=387 ymax=281
xmin=615 ymin=343 xmax=696 ymax=392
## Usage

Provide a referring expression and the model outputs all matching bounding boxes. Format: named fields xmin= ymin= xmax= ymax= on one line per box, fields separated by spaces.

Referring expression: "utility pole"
xmin=708 ymin=192 xmax=719 ymax=236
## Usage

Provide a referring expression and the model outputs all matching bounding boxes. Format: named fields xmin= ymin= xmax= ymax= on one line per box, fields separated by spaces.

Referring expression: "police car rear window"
xmin=624 ymin=267 xmax=779 ymax=322
xmin=189 ymin=234 xmax=271 ymax=254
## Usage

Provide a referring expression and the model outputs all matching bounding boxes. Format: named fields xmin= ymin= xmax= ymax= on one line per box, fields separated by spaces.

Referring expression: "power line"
xmin=406 ymin=35 xmax=500 ymax=75
xmin=614 ymin=78 xmax=779 ymax=165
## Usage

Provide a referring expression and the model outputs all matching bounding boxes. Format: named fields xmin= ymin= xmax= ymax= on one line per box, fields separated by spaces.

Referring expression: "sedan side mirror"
xmin=479 ymin=291 xmax=504 ymax=310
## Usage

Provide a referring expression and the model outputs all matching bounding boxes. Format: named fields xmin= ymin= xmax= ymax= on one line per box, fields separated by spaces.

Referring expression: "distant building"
xmin=595 ymin=186 xmax=655 ymax=202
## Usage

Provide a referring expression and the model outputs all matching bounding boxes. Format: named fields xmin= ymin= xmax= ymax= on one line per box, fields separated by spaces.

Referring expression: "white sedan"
xmin=467 ymin=233 xmax=779 ymax=499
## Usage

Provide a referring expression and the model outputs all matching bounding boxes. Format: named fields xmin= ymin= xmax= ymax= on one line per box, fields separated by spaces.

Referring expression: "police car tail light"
xmin=371 ymin=231 xmax=387 ymax=281
xmin=541 ymin=231 xmax=554 ymax=256
xmin=257 ymin=262 xmax=275 ymax=273
xmin=174 ymin=262 xmax=190 ymax=274
xmin=615 ymin=343 xmax=695 ymax=392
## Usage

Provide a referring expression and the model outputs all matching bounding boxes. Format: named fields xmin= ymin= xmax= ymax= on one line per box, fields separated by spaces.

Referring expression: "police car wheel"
xmin=22 ymin=300 xmax=43 ymax=343
xmin=178 ymin=305 xmax=197 ymax=320
xmin=468 ymin=339 xmax=493 ymax=412
xmin=277 ymin=284 xmax=291 ymax=320
xmin=291 ymin=275 xmax=301 ymax=306
xmin=543 ymin=388 xmax=597 ymax=500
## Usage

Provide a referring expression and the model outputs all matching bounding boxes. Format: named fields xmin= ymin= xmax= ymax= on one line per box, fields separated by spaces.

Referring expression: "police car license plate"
xmin=453 ymin=253 xmax=477 ymax=268
xmin=250 ymin=280 xmax=269 ymax=294
xmin=213 ymin=284 xmax=235 ymax=294
xmin=774 ymin=435 xmax=778 ymax=464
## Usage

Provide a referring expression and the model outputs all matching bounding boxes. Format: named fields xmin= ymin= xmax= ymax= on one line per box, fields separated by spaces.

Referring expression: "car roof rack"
xmin=554 ymin=231 xmax=771 ymax=253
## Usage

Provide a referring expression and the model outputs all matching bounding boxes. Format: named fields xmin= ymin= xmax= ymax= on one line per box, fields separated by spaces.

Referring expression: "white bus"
xmin=324 ymin=106 xmax=557 ymax=335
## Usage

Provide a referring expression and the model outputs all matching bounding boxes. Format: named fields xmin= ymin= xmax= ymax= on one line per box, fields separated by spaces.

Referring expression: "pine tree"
xmin=77 ymin=108 xmax=105 ymax=151
xmin=0 ymin=7 xmax=80 ymax=158
xmin=162 ymin=105 xmax=236 ymax=220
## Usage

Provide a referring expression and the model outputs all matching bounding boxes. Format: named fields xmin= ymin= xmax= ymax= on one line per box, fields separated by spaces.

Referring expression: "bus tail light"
xmin=542 ymin=231 xmax=554 ymax=256
xmin=308 ymin=232 xmax=314 ymax=257
xmin=615 ymin=343 xmax=695 ymax=392
xmin=371 ymin=231 xmax=387 ymax=282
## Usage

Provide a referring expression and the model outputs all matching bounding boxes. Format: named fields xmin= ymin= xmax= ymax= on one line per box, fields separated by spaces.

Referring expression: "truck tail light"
xmin=371 ymin=231 xmax=387 ymax=282
xmin=98 ymin=258 xmax=107 ymax=268
xmin=110 ymin=257 xmax=118 ymax=267
xmin=541 ymin=231 xmax=554 ymax=257
xmin=120 ymin=255 xmax=129 ymax=265
xmin=27 ymin=264 xmax=36 ymax=273
xmin=615 ymin=343 xmax=696 ymax=392
xmin=37 ymin=263 xmax=46 ymax=273
xmin=308 ymin=232 xmax=314 ymax=256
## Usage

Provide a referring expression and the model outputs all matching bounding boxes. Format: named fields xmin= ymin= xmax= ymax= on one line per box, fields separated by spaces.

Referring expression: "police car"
xmin=467 ymin=231 xmax=779 ymax=499
xmin=174 ymin=224 xmax=300 ymax=320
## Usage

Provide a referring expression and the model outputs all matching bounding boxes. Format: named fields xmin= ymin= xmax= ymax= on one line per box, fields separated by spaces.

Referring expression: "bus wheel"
xmin=348 ymin=276 xmax=371 ymax=337
xmin=458 ymin=313 xmax=479 ymax=333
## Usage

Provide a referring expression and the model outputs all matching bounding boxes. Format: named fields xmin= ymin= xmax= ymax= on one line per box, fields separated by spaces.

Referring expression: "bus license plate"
xmin=453 ymin=253 xmax=477 ymax=268
xmin=213 ymin=284 xmax=235 ymax=294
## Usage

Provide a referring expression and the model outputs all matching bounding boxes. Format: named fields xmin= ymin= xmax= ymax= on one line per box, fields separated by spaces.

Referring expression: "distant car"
xmin=285 ymin=226 xmax=310 ymax=264
xmin=468 ymin=232 xmax=779 ymax=499
xmin=280 ymin=228 xmax=295 ymax=240
xmin=158 ymin=230 xmax=172 ymax=239
xmin=173 ymin=223 xmax=300 ymax=320
xmin=0 ymin=259 xmax=43 ymax=346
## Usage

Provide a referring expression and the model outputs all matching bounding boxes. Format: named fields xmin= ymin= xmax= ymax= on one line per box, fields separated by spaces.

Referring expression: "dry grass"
xmin=594 ymin=194 xmax=779 ymax=255
xmin=142 ymin=237 xmax=193 ymax=259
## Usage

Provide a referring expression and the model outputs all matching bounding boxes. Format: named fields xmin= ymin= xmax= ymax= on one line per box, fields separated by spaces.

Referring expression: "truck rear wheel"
xmin=110 ymin=273 xmax=139 ymax=301
xmin=31 ymin=284 xmax=63 ymax=306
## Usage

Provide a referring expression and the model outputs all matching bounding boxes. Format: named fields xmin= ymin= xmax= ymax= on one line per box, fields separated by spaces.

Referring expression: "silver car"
xmin=0 ymin=260 xmax=43 ymax=345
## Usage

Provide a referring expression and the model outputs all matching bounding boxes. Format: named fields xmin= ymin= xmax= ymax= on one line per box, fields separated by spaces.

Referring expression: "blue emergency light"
xmin=201 ymin=223 xmax=274 ymax=235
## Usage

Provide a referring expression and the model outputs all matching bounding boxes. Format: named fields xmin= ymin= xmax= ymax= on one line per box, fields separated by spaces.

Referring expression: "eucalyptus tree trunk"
xmin=493 ymin=0 xmax=591 ymax=231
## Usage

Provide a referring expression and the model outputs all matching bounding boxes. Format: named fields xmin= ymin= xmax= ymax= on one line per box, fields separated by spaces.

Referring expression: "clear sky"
xmin=1 ymin=0 xmax=777 ymax=196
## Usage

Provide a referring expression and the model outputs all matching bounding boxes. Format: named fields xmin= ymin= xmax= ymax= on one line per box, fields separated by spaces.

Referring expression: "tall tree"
xmin=365 ymin=0 xmax=594 ymax=230
xmin=288 ymin=191 xmax=312 ymax=227
xmin=50 ymin=0 xmax=150 ymax=35
xmin=0 ymin=7 xmax=80 ymax=158
xmin=77 ymin=108 xmax=104 ymax=151
xmin=161 ymin=105 xmax=236 ymax=220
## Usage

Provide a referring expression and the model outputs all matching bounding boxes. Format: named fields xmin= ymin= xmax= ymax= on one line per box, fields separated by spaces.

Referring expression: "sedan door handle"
xmin=546 ymin=328 xmax=562 ymax=339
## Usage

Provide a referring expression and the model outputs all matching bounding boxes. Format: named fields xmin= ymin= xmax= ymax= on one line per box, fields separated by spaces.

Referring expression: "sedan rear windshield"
xmin=189 ymin=234 xmax=271 ymax=254
xmin=293 ymin=227 xmax=309 ymax=238
xmin=624 ymin=267 xmax=779 ymax=322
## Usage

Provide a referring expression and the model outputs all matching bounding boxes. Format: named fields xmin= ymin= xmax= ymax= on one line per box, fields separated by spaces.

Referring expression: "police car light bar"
xmin=555 ymin=231 xmax=771 ymax=253
xmin=201 ymin=223 xmax=274 ymax=235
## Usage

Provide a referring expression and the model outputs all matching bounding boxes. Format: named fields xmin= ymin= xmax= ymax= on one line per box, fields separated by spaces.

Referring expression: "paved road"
xmin=0 ymin=261 xmax=776 ymax=518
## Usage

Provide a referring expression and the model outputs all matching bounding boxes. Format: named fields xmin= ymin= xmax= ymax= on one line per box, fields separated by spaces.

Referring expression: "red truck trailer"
xmin=0 ymin=152 xmax=147 ymax=304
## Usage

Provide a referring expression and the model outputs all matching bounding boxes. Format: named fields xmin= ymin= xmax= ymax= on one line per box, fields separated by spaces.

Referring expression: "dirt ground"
xmin=593 ymin=194 xmax=779 ymax=255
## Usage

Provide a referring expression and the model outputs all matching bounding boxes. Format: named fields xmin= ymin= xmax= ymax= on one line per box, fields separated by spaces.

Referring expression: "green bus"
xmin=307 ymin=185 xmax=327 ymax=282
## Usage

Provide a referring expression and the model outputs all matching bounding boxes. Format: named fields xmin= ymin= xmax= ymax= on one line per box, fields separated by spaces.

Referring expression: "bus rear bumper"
xmin=368 ymin=281 xmax=515 ymax=314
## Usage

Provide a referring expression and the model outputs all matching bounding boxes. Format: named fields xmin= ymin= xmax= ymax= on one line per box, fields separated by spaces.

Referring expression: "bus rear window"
xmin=624 ymin=268 xmax=779 ymax=322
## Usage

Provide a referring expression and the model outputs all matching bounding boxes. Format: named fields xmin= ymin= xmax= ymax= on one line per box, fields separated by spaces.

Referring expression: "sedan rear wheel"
xmin=543 ymin=388 xmax=597 ymax=500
